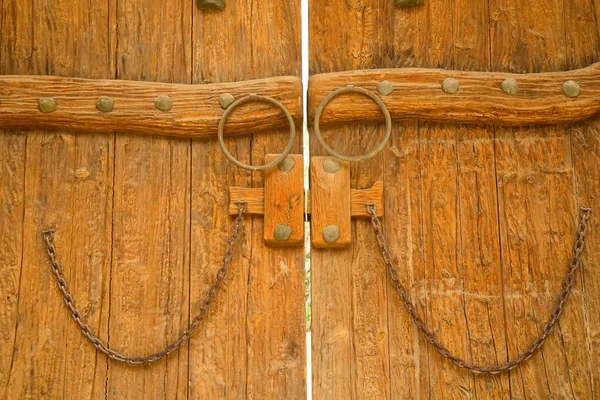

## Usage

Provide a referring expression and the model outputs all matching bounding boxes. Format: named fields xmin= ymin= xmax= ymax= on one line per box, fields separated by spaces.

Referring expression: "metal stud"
xmin=323 ymin=157 xmax=341 ymax=173
xmin=154 ymin=95 xmax=173 ymax=112
xmin=322 ymin=225 xmax=341 ymax=243
xmin=96 ymin=96 xmax=114 ymax=112
xmin=376 ymin=80 xmax=394 ymax=96
xmin=394 ymin=0 xmax=424 ymax=7
xmin=501 ymin=78 xmax=518 ymax=95
xmin=219 ymin=93 xmax=236 ymax=110
xmin=442 ymin=78 xmax=459 ymax=94
xmin=278 ymin=156 xmax=296 ymax=173
xmin=38 ymin=98 xmax=57 ymax=113
xmin=274 ymin=225 xmax=292 ymax=241
xmin=562 ymin=80 xmax=581 ymax=98
xmin=197 ymin=0 xmax=225 ymax=9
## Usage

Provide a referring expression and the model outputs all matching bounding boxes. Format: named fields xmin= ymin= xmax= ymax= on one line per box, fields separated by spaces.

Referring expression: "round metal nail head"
xmin=278 ymin=156 xmax=296 ymax=173
xmin=323 ymin=157 xmax=341 ymax=173
xmin=219 ymin=93 xmax=236 ymax=109
xmin=376 ymin=80 xmax=394 ymax=96
xmin=501 ymin=78 xmax=518 ymax=95
xmin=274 ymin=225 xmax=292 ymax=241
xmin=39 ymin=98 xmax=57 ymax=113
xmin=96 ymin=96 xmax=114 ymax=112
xmin=442 ymin=78 xmax=459 ymax=94
xmin=155 ymin=95 xmax=173 ymax=111
xmin=562 ymin=80 xmax=580 ymax=98
xmin=322 ymin=225 xmax=341 ymax=243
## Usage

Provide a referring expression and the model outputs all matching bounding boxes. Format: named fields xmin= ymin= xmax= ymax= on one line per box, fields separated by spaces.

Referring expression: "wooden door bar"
xmin=0 ymin=75 xmax=302 ymax=138
xmin=308 ymin=62 xmax=600 ymax=127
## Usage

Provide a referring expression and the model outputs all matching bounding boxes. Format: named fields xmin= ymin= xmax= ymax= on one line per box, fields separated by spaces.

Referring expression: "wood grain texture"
xmin=0 ymin=0 xmax=114 ymax=398
xmin=491 ymin=0 xmax=597 ymax=397
xmin=307 ymin=63 xmax=600 ymax=127
xmin=229 ymin=182 xmax=384 ymax=218
xmin=310 ymin=0 xmax=392 ymax=397
xmin=189 ymin=0 xmax=305 ymax=398
xmin=0 ymin=75 xmax=303 ymax=138
xmin=264 ymin=154 xmax=304 ymax=247
xmin=310 ymin=157 xmax=351 ymax=248
xmin=105 ymin=0 xmax=192 ymax=398
xmin=310 ymin=0 xmax=599 ymax=398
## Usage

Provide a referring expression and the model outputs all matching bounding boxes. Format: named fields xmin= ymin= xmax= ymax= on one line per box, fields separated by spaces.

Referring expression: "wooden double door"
xmin=1 ymin=0 xmax=600 ymax=399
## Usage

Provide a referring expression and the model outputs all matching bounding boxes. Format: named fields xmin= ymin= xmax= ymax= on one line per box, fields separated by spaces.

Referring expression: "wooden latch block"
xmin=309 ymin=156 xmax=383 ymax=249
xmin=229 ymin=154 xmax=304 ymax=247
xmin=228 ymin=155 xmax=383 ymax=248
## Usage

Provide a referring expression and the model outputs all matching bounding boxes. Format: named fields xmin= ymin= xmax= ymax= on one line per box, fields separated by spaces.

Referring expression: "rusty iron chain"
xmin=41 ymin=201 xmax=248 ymax=365
xmin=365 ymin=202 xmax=592 ymax=375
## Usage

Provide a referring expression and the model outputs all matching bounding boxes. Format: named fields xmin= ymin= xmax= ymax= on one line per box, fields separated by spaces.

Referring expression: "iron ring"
xmin=313 ymin=85 xmax=392 ymax=162
xmin=218 ymin=94 xmax=296 ymax=171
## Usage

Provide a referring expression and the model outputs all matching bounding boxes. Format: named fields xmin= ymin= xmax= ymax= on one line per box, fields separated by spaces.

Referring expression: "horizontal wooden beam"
xmin=229 ymin=182 xmax=384 ymax=218
xmin=0 ymin=75 xmax=302 ymax=138
xmin=308 ymin=63 xmax=600 ymax=127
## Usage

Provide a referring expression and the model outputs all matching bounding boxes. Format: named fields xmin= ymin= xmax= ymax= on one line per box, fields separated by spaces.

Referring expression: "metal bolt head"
xmin=376 ymin=80 xmax=394 ymax=96
xmin=562 ymin=80 xmax=580 ymax=98
xmin=38 ymin=97 xmax=57 ymax=113
xmin=322 ymin=225 xmax=341 ymax=244
xmin=96 ymin=96 xmax=114 ymax=112
xmin=394 ymin=0 xmax=424 ymax=7
xmin=155 ymin=95 xmax=173 ymax=111
xmin=501 ymin=78 xmax=518 ymax=95
xmin=278 ymin=156 xmax=296 ymax=173
xmin=323 ymin=157 xmax=341 ymax=174
xmin=197 ymin=0 xmax=225 ymax=9
xmin=219 ymin=93 xmax=236 ymax=110
xmin=274 ymin=225 xmax=292 ymax=241
xmin=442 ymin=77 xmax=459 ymax=94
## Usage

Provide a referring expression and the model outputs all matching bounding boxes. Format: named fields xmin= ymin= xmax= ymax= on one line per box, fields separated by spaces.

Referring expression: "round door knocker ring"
xmin=314 ymin=85 xmax=392 ymax=162
xmin=218 ymin=94 xmax=296 ymax=171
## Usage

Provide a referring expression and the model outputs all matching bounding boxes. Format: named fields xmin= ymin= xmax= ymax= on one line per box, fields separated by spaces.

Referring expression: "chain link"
xmin=41 ymin=201 xmax=248 ymax=365
xmin=365 ymin=202 xmax=592 ymax=375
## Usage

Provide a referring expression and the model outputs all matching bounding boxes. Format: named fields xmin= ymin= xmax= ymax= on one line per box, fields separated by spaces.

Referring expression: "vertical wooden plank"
xmin=566 ymin=0 xmax=600 ymax=396
xmin=491 ymin=0 xmax=596 ymax=397
xmin=190 ymin=3 xmax=252 ymax=398
xmin=107 ymin=0 xmax=191 ymax=398
xmin=310 ymin=0 xmax=394 ymax=398
xmin=246 ymin=0 xmax=305 ymax=396
xmin=191 ymin=0 xmax=304 ymax=397
xmin=1 ymin=0 xmax=115 ymax=398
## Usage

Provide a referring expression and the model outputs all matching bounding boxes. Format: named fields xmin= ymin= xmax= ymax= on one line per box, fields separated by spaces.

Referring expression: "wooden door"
xmin=0 ymin=0 xmax=304 ymax=399
xmin=309 ymin=0 xmax=600 ymax=399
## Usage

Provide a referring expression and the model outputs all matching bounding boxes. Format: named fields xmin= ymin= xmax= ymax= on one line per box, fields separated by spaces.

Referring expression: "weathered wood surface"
xmin=309 ymin=0 xmax=600 ymax=399
xmin=308 ymin=63 xmax=600 ymax=127
xmin=229 ymin=182 xmax=384 ymax=218
xmin=264 ymin=154 xmax=305 ymax=247
xmin=310 ymin=157 xmax=352 ymax=248
xmin=1 ymin=0 xmax=115 ymax=399
xmin=0 ymin=0 xmax=304 ymax=399
xmin=0 ymin=75 xmax=303 ymax=138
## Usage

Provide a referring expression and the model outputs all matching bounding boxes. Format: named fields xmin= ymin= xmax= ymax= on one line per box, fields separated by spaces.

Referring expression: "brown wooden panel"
xmin=0 ymin=75 xmax=303 ymax=138
xmin=310 ymin=0 xmax=599 ymax=399
xmin=0 ymin=0 xmax=115 ymax=398
xmin=308 ymin=64 xmax=600 ymax=127
xmin=190 ymin=0 xmax=304 ymax=398
xmin=105 ymin=0 xmax=192 ymax=398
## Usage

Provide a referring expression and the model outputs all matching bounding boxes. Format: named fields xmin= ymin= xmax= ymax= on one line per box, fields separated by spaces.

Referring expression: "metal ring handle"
xmin=314 ymin=85 xmax=392 ymax=162
xmin=218 ymin=94 xmax=296 ymax=171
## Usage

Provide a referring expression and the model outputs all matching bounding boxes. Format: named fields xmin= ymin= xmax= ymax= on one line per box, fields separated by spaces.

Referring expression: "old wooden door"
xmin=0 ymin=0 xmax=304 ymax=398
xmin=308 ymin=0 xmax=600 ymax=399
